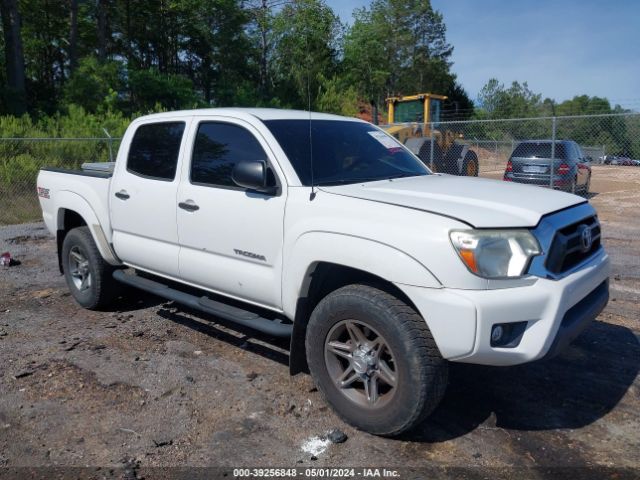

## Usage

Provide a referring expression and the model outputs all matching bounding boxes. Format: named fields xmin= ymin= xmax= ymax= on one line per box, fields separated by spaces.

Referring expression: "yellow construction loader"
xmin=383 ymin=93 xmax=479 ymax=176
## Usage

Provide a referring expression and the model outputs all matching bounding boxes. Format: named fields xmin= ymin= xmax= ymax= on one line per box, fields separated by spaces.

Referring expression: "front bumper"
xmin=542 ymin=278 xmax=608 ymax=359
xmin=399 ymin=248 xmax=610 ymax=366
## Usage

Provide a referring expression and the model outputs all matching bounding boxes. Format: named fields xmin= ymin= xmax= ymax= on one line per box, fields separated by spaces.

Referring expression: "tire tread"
xmin=306 ymin=284 xmax=448 ymax=436
xmin=62 ymin=226 xmax=119 ymax=310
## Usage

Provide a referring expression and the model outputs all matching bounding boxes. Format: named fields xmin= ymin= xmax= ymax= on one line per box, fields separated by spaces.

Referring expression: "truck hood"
xmin=320 ymin=174 xmax=585 ymax=228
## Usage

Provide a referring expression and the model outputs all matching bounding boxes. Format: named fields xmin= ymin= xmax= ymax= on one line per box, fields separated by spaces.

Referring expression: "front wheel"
xmin=305 ymin=285 xmax=448 ymax=436
xmin=62 ymin=226 xmax=120 ymax=310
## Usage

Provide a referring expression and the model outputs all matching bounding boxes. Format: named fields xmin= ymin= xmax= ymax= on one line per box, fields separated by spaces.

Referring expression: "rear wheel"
xmin=569 ymin=175 xmax=577 ymax=194
xmin=582 ymin=173 xmax=591 ymax=196
xmin=62 ymin=226 xmax=120 ymax=310
xmin=306 ymin=284 xmax=448 ymax=436
xmin=463 ymin=151 xmax=479 ymax=177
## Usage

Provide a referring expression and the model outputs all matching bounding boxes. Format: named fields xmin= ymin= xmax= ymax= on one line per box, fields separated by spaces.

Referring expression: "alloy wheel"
xmin=68 ymin=246 xmax=92 ymax=292
xmin=324 ymin=319 xmax=397 ymax=408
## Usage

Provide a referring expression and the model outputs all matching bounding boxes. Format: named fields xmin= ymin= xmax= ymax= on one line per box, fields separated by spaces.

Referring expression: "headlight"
xmin=449 ymin=229 xmax=541 ymax=278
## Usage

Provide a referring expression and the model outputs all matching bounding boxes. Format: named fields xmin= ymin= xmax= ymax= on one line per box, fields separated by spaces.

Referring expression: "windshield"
xmin=511 ymin=142 xmax=568 ymax=159
xmin=264 ymin=120 xmax=430 ymax=186
xmin=394 ymin=100 xmax=424 ymax=123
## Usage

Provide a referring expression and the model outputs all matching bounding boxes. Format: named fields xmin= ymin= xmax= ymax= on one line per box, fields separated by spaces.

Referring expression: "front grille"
xmin=545 ymin=215 xmax=601 ymax=274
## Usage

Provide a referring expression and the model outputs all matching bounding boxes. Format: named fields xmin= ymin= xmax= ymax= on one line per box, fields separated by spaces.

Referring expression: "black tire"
xmin=62 ymin=226 xmax=120 ymax=310
xmin=415 ymin=139 xmax=444 ymax=172
xmin=305 ymin=284 xmax=448 ymax=436
xmin=462 ymin=150 xmax=479 ymax=177
xmin=582 ymin=173 xmax=591 ymax=197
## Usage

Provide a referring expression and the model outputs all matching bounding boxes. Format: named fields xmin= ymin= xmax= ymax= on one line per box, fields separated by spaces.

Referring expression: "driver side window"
xmin=191 ymin=122 xmax=268 ymax=188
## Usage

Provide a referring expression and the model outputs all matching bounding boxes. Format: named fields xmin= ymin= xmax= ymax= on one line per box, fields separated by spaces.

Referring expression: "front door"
xmin=176 ymin=118 xmax=286 ymax=309
xmin=110 ymin=120 xmax=188 ymax=277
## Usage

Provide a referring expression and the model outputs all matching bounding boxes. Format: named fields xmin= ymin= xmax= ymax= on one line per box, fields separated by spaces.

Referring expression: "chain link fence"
xmin=1 ymin=113 xmax=639 ymax=225
xmin=0 ymin=137 xmax=120 ymax=225
xmin=384 ymin=112 xmax=640 ymax=189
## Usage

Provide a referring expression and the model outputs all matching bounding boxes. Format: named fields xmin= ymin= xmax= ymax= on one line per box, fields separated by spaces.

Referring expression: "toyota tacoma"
xmin=37 ymin=109 xmax=609 ymax=436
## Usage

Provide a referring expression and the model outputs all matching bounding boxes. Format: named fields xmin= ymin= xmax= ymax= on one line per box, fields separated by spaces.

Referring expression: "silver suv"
xmin=503 ymin=140 xmax=591 ymax=195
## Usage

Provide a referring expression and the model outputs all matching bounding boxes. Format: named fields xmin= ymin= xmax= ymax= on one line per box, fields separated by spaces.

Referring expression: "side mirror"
xmin=232 ymin=160 xmax=277 ymax=194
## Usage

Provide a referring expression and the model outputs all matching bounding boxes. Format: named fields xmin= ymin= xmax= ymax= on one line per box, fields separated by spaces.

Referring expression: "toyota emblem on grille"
xmin=580 ymin=225 xmax=593 ymax=252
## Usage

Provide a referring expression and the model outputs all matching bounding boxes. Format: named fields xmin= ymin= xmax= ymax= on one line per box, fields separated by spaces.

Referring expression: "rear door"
xmin=110 ymin=120 xmax=189 ymax=277
xmin=176 ymin=117 xmax=287 ymax=309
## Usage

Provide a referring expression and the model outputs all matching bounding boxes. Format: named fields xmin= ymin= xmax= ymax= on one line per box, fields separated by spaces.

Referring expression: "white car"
xmin=37 ymin=109 xmax=610 ymax=436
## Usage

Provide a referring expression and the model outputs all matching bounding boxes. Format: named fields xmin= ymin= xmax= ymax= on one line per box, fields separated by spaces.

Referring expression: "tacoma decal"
xmin=233 ymin=249 xmax=266 ymax=262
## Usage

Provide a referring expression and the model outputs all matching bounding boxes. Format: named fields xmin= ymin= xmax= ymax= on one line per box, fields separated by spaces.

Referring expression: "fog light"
xmin=490 ymin=321 xmax=528 ymax=348
xmin=491 ymin=325 xmax=504 ymax=343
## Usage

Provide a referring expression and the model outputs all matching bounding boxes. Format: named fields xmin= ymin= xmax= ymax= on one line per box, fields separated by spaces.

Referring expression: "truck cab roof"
xmin=132 ymin=108 xmax=364 ymax=123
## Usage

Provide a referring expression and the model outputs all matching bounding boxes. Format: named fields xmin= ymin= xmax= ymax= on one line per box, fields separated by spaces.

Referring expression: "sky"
xmin=326 ymin=0 xmax=640 ymax=110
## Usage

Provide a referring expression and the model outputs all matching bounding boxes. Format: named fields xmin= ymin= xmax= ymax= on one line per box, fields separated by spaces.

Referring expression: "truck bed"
xmin=37 ymin=167 xmax=113 ymax=242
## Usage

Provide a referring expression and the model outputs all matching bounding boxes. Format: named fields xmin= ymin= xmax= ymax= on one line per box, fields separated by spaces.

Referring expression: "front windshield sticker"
xmin=367 ymin=131 xmax=402 ymax=152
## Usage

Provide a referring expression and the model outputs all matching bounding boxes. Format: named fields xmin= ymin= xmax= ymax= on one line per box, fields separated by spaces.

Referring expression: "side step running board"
xmin=113 ymin=270 xmax=292 ymax=337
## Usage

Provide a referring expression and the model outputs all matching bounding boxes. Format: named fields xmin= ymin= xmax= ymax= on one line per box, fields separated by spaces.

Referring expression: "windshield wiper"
xmin=317 ymin=173 xmax=422 ymax=186
xmin=386 ymin=172 xmax=421 ymax=180
xmin=316 ymin=177 xmax=385 ymax=186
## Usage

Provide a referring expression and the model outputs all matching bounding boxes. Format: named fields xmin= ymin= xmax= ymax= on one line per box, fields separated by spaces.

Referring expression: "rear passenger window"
xmin=191 ymin=122 xmax=267 ymax=187
xmin=127 ymin=122 xmax=185 ymax=180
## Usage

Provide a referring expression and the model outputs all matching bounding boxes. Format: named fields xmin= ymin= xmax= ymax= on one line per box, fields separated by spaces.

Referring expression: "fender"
xmin=54 ymin=190 xmax=121 ymax=266
xmin=282 ymin=231 xmax=442 ymax=319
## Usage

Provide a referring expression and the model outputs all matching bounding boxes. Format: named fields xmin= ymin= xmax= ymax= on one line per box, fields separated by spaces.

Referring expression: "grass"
xmin=0 ymin=186 xmax=41 ymax=225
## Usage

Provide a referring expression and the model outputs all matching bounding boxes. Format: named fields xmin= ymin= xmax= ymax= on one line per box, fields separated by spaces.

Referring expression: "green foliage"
xmin=0 ymin=107 xmax=128 ymax=192
xmin=177 ymin=0 xmax=255 ymax=105
xmin=0 ymin=104 xmax=132 ymax=222
xmin=2 ymin=0 xmax=634 ymax=160
xmin=63 ymin=57 xmax=123 ymax=113
xmin=343 ymin=0 xmax=460 ymax=110
xmin=316 ymin=75 xmax=359 ymax=116
xmin=476 ymin=81 xmax=628 ymax=121
xmin=129 ymin=69 xmax=201 ymax=113
xmin=271 ymin=0 xmax=342 ymax=109
xmin=18 ymin=0 xmax=70 ymax=113
xmin=556 ymin=95 xmax=614 ymax=116
xmin=342 ymin=6 xmax=390 ymax=103
xmin=443 ymin=82 xmax=474 ymax=120
xmin=476 ymin=79 xmax=542 ymax=119
xmin=3 ymin=0 xmax=639 ymax=224
xmin=1 ymin=0 xmax=474 ymax=119
xmin=472 ymin=80 xmax=639 ymax=158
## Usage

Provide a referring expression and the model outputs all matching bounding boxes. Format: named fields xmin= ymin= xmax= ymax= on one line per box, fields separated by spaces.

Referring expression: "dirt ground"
xmin=0 ymin=165 xmax=638 ymax=479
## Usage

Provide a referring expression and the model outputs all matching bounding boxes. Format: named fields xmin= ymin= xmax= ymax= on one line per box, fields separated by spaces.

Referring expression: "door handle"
xmin=178 ymin=201 xmax=200 ymax=212
xmin=115 ymin=190 xmax=130 ymax=200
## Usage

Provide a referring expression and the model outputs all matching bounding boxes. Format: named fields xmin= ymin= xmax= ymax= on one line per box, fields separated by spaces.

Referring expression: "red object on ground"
xmin=1 ymin=252 xmax=11 ymax=267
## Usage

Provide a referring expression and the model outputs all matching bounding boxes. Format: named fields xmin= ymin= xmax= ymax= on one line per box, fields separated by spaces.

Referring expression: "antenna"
xmin=304 ymin=17 xmax=316 ymax=201
xmin=308 ymin=70 xmax=316 ymax=201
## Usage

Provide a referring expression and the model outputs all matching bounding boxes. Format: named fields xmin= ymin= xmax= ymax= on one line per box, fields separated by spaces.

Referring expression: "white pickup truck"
xmin=37 ymin=108 xmax=610 ymax=436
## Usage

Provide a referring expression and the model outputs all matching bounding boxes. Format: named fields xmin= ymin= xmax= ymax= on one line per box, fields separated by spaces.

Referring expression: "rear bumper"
xmin=504 ymin=172 xmax=574 ymax=189
xmin=400 ymin=248 xmax=610 ymax=366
